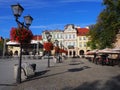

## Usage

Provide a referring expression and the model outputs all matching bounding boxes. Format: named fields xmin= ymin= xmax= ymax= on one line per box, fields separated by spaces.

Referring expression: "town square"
xmin=0 ymin=0 xmax=120 ymax=90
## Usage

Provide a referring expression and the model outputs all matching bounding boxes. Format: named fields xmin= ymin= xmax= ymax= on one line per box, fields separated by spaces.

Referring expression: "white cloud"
xmin=0 ymin=0 xmax=102 ymax=9
xmin=31 ymin=24 xmax=65 ymax=30
xmin=31 ymin=22 xmax=96 ymax=30
xmin=0 ymin=16 xmax=13 ymax=20
xmin=0 ymin=0 xmax=102 ymax=10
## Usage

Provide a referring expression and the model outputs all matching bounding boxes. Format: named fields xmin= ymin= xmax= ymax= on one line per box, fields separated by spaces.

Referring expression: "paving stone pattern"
xmin=1 ymin=58 xmax=120 ymax=90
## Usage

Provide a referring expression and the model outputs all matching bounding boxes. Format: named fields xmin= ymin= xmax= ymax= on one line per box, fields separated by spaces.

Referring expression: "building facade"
xmin=76 ymin=27 xmax=90 ymax=56
xmin=42 ymin=30 xmax=64 ymax=46
xmin=63 ymin=24 xmax=77 ymax=57
xmin=6 ymin=24 xmax=91 ymax=57
xmin=7 ymin=35 xmax=43 ymax=56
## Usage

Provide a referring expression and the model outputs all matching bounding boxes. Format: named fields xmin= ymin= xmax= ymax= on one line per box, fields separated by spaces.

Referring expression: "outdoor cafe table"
xmin=96 ymin=50 xmax=120 ymax=66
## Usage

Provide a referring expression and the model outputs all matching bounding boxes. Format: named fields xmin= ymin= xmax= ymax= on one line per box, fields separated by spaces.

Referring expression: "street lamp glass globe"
xmin=55 ymin=40 xmax=59 ymax=46
xmin=24 ymin=15 xmax=33 ymax=26
xmin=11 ymin=3 xmax=24 ymax=18
xmin=45 ymin=32 xmax=50 ymax=37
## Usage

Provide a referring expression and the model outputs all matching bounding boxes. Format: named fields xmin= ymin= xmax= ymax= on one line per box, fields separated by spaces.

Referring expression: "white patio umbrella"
xmin=86 ymin=49 xmax=98 ymax=55
xmin=98 ymin=48 xmax=120 ymax=54
xmin=6 ymin=41 xmax=19 ymax=45
xmin=112 ymin=47 xmax=120 ymax=52
xmin=31 ymin=40 xmax=38 ymax=44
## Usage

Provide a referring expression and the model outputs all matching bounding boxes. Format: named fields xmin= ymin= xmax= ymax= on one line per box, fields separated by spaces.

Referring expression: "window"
xmin=79 ymin=42 xmax=82 ymax=47
xmin=84 ymin=42 xmax=87 ymax=47
xmin=73 ymin=42 xmax=76 ymax=46
xmin=61 ymin=34 xmax=62 ymax=39
xmin=69 ymin=42 xmax=71 ymax=45
xmin=59 ymin=34 xmax=61 ymax=39
xmin=83 ymin=37 xmax=86 ymax=40
xmin=79 ymin=37 xmax=82 ymax=40
xmin=57 ymin=34 xmax=59 ymax=38
xmin=66 ymin=35 xmax=67 ymax=39
xmin=69 ymin=34 xmax=71 ymax=39
xmin=55 ymin=34 xmax=57 ymax=39
xmin=73 ymin=34 xmax=75 ymax=39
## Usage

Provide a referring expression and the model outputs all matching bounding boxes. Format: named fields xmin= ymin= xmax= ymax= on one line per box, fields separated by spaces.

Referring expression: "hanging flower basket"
xmin=54 ymin=46 xmax=60 ymax=53
xmin=43 ymin=42 xmax=53 ymax=52
xmin=59 ymin=49 xmax=68 ymax=54
xmin=63 ymin=50 xmax=68 ymax=54
xmin=59 ymin=49 xmax=64 ymax=53
xmin=10 ymin=27 xmax=33 ymax=44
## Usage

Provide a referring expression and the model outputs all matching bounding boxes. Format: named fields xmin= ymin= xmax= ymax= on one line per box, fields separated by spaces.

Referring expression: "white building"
xmin=63 ymin=24 xmax=77 ymax=57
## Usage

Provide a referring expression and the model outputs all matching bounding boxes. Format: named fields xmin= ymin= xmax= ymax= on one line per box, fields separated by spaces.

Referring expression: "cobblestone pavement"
xmin=2 ymin=58 xmax=120 ymax=90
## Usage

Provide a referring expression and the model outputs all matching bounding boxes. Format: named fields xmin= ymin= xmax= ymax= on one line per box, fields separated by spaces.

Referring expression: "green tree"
xmin=87 ymin=0 xmax=120 ymax=49
xmin=0 ymin=40 xmax=3 ymax=56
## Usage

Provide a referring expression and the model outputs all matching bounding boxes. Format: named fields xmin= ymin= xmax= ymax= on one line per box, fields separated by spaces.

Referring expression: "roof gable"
xmin=77 ymin=28 xmax=89 ymax=36
xmin=32 ymin=35 xmax=42 ymax=40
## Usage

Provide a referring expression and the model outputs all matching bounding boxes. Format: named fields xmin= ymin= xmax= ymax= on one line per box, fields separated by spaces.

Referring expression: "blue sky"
xmin=0 ymin=0 xmax=104 ymax=38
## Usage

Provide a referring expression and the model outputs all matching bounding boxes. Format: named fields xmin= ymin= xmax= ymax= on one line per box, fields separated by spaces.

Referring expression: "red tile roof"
xmin=32 ymin=35 xmax=42 ymax=40
xmin=76 ymin=28 xmax=89 ymax=36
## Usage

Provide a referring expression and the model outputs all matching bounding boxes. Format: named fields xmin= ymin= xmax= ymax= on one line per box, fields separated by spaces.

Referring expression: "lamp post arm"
xmin=16 ymin=19 xmax=29 ymax=29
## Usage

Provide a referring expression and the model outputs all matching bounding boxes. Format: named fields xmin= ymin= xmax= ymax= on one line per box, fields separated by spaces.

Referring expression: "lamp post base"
xmin=16 ymin=43 xmax=22 ymax=83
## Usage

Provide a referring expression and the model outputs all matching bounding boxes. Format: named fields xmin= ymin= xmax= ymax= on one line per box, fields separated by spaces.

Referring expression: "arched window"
xmin=69 ymin=51 xmax=72 ymax=56
xmin=14 ymin=50 xmax=18 ymax=55
xmin=79 ymin=50 xmax=84 ymax=55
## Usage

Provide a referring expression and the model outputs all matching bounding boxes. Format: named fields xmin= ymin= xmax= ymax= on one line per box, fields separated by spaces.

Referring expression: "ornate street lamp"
xmin=24 ymin=15 xmax=33 ymax=29
xmin=60 ymin=42 xmax=63 ymax=49
xmin=11 ymin=3 xmax=33 ymax=29
xmin=55 ymin=40 xmax=59 ymax=46
xmin=45 ymin=31 xmax=52 ymax=42
xmin=11 ymin=3 xmax=33 ymax=83
xmin=45 ymin=31 xmax=52 ymax=67
xmin=55 ymin=40 xmax=61 ymax=63
xmin=60 ymin=42 xmax=63 ymax=62
xmin=11 ymin=3 xmax=24 ymax=20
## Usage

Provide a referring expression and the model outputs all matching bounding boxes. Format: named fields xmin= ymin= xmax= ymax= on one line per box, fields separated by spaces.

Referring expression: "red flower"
xmin=10 ymin=27 xmax=33 ymax=44
xmin=54 ymin=46 xmax=60 ymax=53
xmin=59 ymin=49 xmax=63 ymax=53
xmin=59 ymin=49 xmax=68 ymax=54
xmin=64 ymin=50 xmax=68 ymax=54
xmin=43 ymin=42 xmax=53 ymax=51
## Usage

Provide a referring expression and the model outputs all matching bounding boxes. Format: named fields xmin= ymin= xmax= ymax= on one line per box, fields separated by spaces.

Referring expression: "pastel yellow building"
xmin=76 ymin=27 xmax=91 ymax=55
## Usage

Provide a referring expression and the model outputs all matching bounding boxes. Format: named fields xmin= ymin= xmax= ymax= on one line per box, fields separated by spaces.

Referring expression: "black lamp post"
xmin=55 ymin=40 xmax=59 ymax=55
xmin=60 ymin=42 xmax=63 ymax=49
xmin=11 ymin=3 xmax=33 ymax=83
xmin=55 ymin=40 xmax=59 ymax=47
xmin=45 ymin=31 xmax=52 ymax=67
xmin=60 ymin=42 xmax=63 ymax=62
xmin=55 ymin=40 xmax=61 ymax=62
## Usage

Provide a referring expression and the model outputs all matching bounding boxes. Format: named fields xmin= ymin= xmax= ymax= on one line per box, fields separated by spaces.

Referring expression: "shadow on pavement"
xmin=102 ymin=74 xmax=120 ymax=90
xmin=34 ymin=70 xmax=50 ymax=77
xmin=0 ymin=84 xmax=17 ymax=86
xmin=68 ymin=66 xmax=91 ymax=72
xmin=69 ymin=62 xmax=84 ymax=65
xmin=62 ymin=75 xmax=120 ymax=90
xmin=24 ymin=70 xmax=68 ymax=82
xmin=24 ymin=70 xmax=50 ymax=82
xmin=69 ymin=60 xmax=84 ymax=65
